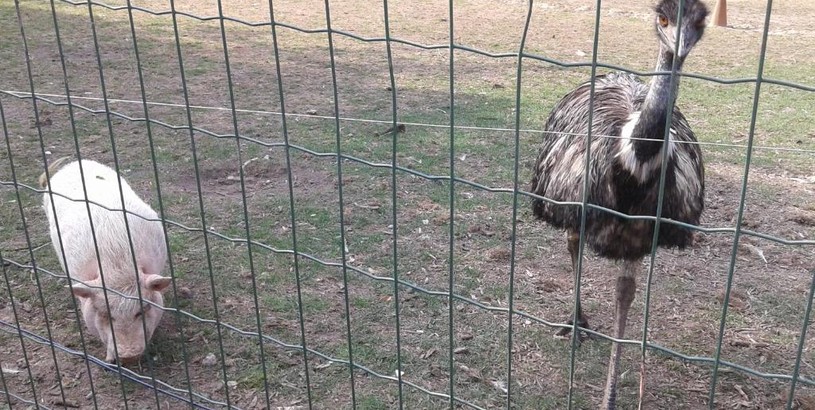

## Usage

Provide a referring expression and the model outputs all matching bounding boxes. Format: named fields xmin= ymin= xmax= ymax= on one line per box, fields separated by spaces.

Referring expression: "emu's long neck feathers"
xmin=629 ymin=44 xmax=685 ymax=161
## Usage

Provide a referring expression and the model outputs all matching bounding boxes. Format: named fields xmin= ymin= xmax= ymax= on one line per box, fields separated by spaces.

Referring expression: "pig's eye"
xmin=135 ymin=304 xmax=152 ymax=319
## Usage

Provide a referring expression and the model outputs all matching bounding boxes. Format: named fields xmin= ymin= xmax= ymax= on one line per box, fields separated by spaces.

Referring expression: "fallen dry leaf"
xmin=313 ymin=361 xmax=332 ymax=371
xmin=457 ymin=364 xmax=482 ymax=382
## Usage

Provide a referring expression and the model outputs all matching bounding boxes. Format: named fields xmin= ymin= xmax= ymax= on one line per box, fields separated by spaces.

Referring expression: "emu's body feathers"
xmin=530 ymin=72 xmax=704 ymax=260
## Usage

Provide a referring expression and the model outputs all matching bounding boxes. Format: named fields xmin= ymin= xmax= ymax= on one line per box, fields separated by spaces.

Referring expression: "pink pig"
xmin=40 ymin=158 xmax=171 ymax=364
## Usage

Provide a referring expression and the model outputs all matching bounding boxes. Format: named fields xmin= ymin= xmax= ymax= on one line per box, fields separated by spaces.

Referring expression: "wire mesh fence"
xmin=1 ymin=0 xmax=814 ymax=409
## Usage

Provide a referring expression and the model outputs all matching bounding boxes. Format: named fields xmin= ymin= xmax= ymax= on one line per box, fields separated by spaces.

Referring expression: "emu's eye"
xmin=658 ymin=15 xmax=669 ymax=27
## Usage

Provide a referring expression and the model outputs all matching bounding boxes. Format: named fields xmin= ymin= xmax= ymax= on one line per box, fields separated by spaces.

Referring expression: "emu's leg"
xmin=556 ymin=231 xmax=590 ymax=338
xmin=600 ymin=259 xmax=640 ymax=410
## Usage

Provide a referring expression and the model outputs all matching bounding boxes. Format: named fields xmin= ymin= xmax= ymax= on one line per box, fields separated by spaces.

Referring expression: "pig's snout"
xmin=105 ymin=339 xmax=147 ymax=365
xmin=106 ymin=352 xmax=142 ymax=366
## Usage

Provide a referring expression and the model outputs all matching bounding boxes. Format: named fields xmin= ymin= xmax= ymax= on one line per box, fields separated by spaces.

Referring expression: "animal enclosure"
xmin=1 ymin=0 xmax=814 ymax=409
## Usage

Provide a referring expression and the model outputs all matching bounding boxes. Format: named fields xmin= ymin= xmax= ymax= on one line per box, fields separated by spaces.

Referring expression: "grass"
xmin=1 ymin=0 xmax=814 ymax=409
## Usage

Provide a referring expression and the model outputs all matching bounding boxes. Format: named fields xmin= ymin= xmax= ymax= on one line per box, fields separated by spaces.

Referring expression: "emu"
xmin=529 ymin=0 xmax=708 ymax=408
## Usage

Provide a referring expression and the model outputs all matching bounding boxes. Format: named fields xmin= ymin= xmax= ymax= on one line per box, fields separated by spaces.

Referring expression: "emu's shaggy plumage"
xmin=530 ymin=72 xmax=705 ymax=260
xmin=529 ymin=0 xmax=709 ymax=408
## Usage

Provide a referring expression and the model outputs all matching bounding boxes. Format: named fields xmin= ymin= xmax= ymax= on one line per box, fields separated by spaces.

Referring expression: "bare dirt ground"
xmin=1 ymin=0 xmax=814 ymax=409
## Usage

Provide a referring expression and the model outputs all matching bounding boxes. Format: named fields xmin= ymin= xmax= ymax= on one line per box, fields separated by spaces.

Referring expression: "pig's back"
xmin=44 ymin=160 xmax=167 ymax=281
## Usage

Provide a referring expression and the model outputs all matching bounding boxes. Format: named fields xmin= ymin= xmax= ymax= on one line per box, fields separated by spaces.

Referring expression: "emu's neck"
xmin=630 ymin=44 xmax=685 ymax=161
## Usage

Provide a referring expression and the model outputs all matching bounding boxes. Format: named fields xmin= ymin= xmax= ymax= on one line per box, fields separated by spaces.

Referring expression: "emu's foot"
xmin=554 ymin=316 xmax=596 ymax=342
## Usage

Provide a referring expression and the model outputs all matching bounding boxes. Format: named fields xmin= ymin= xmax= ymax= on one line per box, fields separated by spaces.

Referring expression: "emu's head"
xmin=654 ymin=0 xmax=709 ymax=59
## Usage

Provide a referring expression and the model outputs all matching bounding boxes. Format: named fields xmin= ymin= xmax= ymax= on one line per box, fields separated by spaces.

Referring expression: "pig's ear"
xmin=143 ymin=274 xmax=172 ymax=292
xmin=69 ymin=282 xmax=100 ymax=299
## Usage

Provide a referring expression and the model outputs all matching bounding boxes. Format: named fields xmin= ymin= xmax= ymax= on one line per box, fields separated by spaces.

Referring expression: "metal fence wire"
xmin=1 ymin=0 xmax=815 ymax=409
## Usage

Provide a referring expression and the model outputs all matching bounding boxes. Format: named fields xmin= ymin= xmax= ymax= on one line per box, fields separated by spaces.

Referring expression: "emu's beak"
xmin=677 ymin=31 xmax=696 ymax=59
